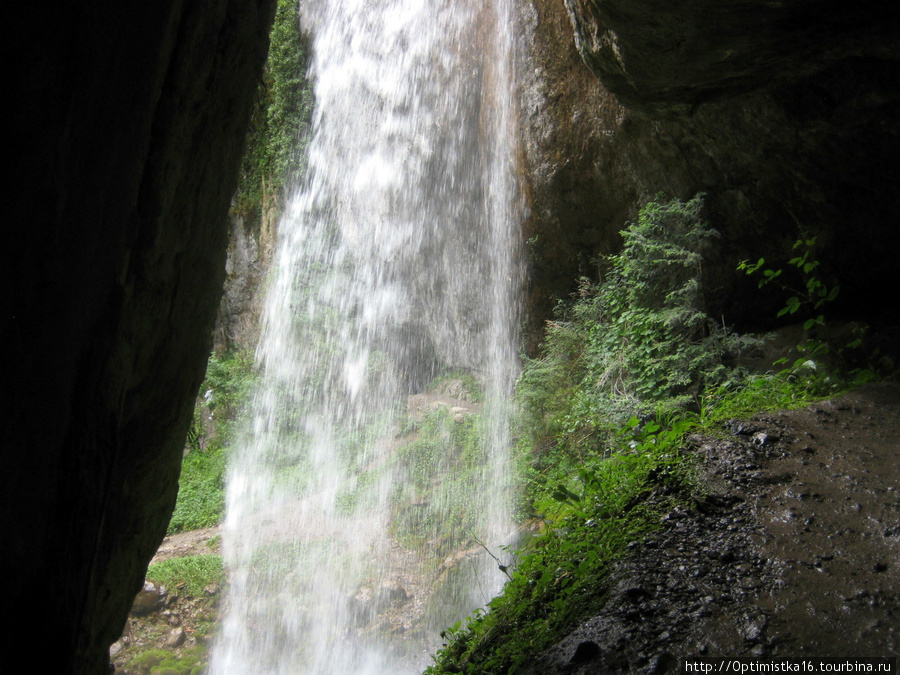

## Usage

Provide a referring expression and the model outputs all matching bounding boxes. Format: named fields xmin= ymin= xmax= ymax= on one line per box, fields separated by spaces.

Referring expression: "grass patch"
xmin=170 ymin=348 xmax=257 ymax=535
xmin=168 ymin=444 xmax=226 ymax=534
xmin=146 ymin=555 xmax=224 ymax=598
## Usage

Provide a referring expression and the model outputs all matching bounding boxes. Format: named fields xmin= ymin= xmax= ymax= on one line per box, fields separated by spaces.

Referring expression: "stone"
xmin=163 ymin=627 xmax=186 ymax=649
xmin=450 ymin=406 xmax=470 ymax=422
xmin=131 ymin=581 xmax=166 ymax=616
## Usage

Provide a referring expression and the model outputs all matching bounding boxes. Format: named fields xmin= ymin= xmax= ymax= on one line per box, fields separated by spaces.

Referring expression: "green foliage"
xmin=171 ymin=349 xmax=257 ymax=534
xmin=168 ymin=444 xmax=226 ymax=534
xmin=265 ymin=0 xmax=314 ymax=187
xmin=586 ymin=194 xmax=745 ymax=403
xmin=738 ymin=235 xmax=880 ymax=385
xmin=428 ymin=194 xmax=878 ymax=673
xmin=518 ymin=194 xmax=751 ymax=461
xmin=232 ymin=0 xmax=314 ymax=220
xmin=699 ymin=372 xmax=822 ymax=424
xmin=202 ymin=348 xmax=257 ymax=432
xmin=739 ymin=236 xmax=839 ymax=329
xmin=427 ymin=420 xmax=693 ymax=674
xmin=426 ymin=197 xmax=741 ymax=671
xmin=146 ymin=555 xmax=224 ymax=598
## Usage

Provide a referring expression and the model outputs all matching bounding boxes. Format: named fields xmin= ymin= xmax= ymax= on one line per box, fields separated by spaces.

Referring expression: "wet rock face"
xmin=3 ymin=2 xmax=275 ymax=672
xmin=519 ymin=0 xmax=900 ymax=345
xmin=214 ymin=215 xmax=267 ymax=350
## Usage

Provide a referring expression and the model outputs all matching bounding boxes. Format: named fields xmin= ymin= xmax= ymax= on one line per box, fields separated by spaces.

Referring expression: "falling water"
xmin=211 ymin=0 xmax=521 ymax=671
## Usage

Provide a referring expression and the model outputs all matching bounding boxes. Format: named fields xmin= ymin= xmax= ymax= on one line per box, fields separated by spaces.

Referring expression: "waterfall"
xmin=211 ymin=0 xmax=521 ymax=671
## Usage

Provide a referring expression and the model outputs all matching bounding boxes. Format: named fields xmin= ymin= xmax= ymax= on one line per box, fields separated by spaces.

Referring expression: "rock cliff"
xmin=2 ymin=2 xmax=275 ymax=672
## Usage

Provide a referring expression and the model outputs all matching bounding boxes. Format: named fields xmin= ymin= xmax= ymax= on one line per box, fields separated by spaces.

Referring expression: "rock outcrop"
xmin=213 ymin=215 xmax=269 ymax=351
xmin=2 ymin=2 xmax=276 ymax=672
xmin=518 ymin=0 xmax=900 ymax=346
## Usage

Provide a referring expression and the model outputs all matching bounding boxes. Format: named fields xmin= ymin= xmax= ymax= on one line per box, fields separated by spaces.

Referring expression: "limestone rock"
xmin=162 ymin=627 xmax=186 ymax=649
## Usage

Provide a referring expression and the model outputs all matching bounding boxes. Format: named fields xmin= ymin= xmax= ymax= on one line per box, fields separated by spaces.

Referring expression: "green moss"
xmin=128 ymin=646 xmax=209 ymax=675
xmin=129 ymin=650 xmax=169 ymax=673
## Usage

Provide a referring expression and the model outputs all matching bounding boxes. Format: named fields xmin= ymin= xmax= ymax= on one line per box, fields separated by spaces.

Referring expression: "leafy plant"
xmin=737 ymin=234 xmax=873 ymax=382
xmin=590 ymin=194 xmax=747 ymax=402
xmin=739 ymin=235 xmax=839 ymax=331
xmin=517 ymin=194 xmax=752 ymax=462
xmin=202 ymin=348 xmax=257 ymax=430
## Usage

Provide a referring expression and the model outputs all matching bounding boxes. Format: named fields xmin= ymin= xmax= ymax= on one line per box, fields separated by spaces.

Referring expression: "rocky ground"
xmin=530 ymin=382 xmax=900 ymax=673
xmin=110 ymin=530 xmax=222 ymax=673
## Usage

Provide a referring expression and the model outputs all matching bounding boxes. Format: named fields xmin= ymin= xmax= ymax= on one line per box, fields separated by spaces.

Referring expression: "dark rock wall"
xmin=2 ymin=1 xmax=275 ymax=672
xmin=518 ymin=0 xmax=900 ymax=347
xmin=563 ymin=0 xmax=897 ymax=115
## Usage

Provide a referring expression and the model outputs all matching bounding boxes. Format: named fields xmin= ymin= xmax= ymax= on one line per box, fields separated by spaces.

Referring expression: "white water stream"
xmin=211 ymin=0 xmax=521 ymax=672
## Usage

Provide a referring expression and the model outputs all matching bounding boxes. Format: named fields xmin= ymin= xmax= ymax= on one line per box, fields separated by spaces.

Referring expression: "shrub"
xmin=518 ymin=194 xmax=752 ymax=459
